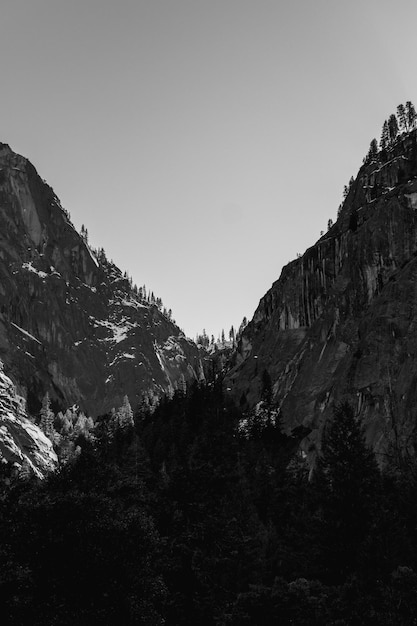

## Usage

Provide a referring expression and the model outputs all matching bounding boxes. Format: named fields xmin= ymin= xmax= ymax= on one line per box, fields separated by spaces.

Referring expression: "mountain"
xmin=0 ymin=142 xmax=203 ymax=470
xmin=227 ymin=126 xmax=417 ymax=463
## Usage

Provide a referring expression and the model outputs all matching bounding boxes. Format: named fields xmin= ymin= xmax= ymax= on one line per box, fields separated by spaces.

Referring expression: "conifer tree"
xmin=317 ymin=402 xmax=378 ymax=491
xmin=397 ymin=104 xmax=407 ymax=132
xmin=380 ymin=119 xmax=389 ymax=150
xmin=365 ymin=138 xmax=378 ymax=163
xmin=406 ymin=101 xmax=417 ymax=130
xmin=238 ymin=316 xmax=248 ymax=339
xmin=74 ymin=413 xmax=88 ymax=436
xmin=40 ymin=392 xmax=55 ymax=440
xmin=315 ymin=402 xmax=379 ymax=581
xmin=117 ymin=395 xmax=134 ymax=429
xmin=80 ymin=224 xmax=88 ymax=243
xmin=388 ymin=113 xmax=399 ymax=144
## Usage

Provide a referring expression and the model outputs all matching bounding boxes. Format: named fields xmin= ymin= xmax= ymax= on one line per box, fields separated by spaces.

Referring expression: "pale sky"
xmin=1 ymin=1 xmax=416 ymax=339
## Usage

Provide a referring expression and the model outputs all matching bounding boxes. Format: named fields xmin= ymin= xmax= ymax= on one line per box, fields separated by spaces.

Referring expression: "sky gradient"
xmin=2 ymin=0 xmax=417 ymax=338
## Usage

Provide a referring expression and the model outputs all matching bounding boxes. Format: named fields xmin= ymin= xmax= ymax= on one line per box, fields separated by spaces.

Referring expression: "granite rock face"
xmin=0 ymin=358 xmax=56 ymax=478
xmin=0 ymin=143 xmax=202 ymax=418
xmin=227 ymin=130 xmax=417 ymax=463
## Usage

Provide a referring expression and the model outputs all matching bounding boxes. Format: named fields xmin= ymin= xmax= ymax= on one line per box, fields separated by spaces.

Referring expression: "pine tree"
xmin=74 ymin=412 xmax=88 ymax=435
xmin=365 ymin=138 xmax=378 ymax=163
xmin=406 ymin=101 xmax=417 ymax=130
xmin=397 ymin=104 xmax=407 ymax=132
xmin=117 ymin=395 xmax=134 ymax=429
xmin=380 ymin=119 xmax=389 ymax=150
xmin=388 ymin=113 xmax=399 ymax=144
xmin=80 ymin=224 xmax=88 ymax=243
xmin=315 ymin=402 xmax=380 ymax=581
xmin=40 ymin=392 xmax=55 ymax=440
xmin=238 ymin=316 xmax=248 ymax=339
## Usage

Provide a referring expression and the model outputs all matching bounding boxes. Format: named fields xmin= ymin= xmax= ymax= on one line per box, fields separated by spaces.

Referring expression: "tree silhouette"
xmin=397 ymin=104 xmax=407 ymax=132
xmin=380 ymin=120 xmax=389 ymax=150
xmin=365 ymin=138 xmax=378 ymax=163
xmin=315 ymin=402 xmax=380 ymax=581
xmin=388 ymin=114 xmax=399 ymax=144
xmin=406 ymin=101 xmax=417 ymax=130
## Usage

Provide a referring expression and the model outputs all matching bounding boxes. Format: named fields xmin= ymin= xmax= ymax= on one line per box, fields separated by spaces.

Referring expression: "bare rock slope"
xmin=0 ymin=143 xmax=202 ymax=419
xmin=0 ymin=359 xmax=56 ymax=478
xmin=227 ymin=129 xmax=417 ymax=462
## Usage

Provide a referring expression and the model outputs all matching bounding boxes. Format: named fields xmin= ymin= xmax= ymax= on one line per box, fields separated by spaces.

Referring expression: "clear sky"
xmin=1 ymin=0 xmax=416 ymax=339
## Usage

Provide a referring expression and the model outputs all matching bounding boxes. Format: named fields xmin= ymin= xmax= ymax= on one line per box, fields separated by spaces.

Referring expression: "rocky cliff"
xmin=0 ymin=143 xmax=202 ymax=422
xmin=0 ymin=358 xmax=56 ymax=478
xmin=227 ymin=129 xmax=417 ymax=464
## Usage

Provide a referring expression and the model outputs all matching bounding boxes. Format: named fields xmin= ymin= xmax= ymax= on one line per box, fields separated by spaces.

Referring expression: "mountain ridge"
xmin=0 ymin=142 xmax=202 ymax=419
xmin=227 ymin=125 xmax=417 ymax=463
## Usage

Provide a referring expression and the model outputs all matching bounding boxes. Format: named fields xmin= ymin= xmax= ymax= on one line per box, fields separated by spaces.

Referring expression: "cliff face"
xmin=227 ymin=130 xmax=417 ymax=463
xmin=0 ymin=143 xmax=202 ymax=419
xmin=0 ymin=358 xmax=56 ymax=478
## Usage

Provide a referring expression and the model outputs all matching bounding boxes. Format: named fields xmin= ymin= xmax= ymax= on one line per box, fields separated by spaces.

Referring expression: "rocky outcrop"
xmin=227 ymin=129 xmax=417 ymax=464
xmin=0 ymin=143 xmax=201 ymax=418
xmin=0 ymin=359 xmax=56 ymax=478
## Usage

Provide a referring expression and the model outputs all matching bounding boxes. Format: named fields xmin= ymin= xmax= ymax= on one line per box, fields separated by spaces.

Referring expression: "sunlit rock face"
xmin=227 ymin=130 xmax=417 ymax=463
xmin=0 ymin=143 xmax=202 ymax=417
xmin=0 ymin=359 xmax=56 ymax=478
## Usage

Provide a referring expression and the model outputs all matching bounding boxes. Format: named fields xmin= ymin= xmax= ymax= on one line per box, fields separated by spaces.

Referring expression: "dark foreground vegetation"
xmin=2 ymin=380 xmax=417 ymax=624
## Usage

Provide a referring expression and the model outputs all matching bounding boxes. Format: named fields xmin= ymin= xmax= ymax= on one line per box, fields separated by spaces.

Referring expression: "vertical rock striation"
xmin=227 ymin=129 xmax=417 ymax=463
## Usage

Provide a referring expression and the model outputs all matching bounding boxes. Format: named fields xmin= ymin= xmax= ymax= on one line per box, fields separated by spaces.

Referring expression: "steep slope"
xmin=0 ymin=143 xmax=202 ymax=418
xmin=0 ymin=358 xmax=56 ymax=478
xmin=227 ymin=129 xmax=417 ymax=462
